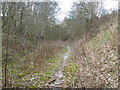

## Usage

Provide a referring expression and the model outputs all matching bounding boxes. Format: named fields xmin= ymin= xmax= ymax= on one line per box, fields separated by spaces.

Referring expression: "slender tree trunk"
xmin=3 ymin=3 xmax=12 ymax=87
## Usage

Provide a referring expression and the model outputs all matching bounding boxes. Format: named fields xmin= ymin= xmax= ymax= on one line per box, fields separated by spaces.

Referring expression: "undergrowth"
xmin=2 ymin=41 xmax=64 ymax=88
xmin=72 ymin=24 xmax=118 ymax=88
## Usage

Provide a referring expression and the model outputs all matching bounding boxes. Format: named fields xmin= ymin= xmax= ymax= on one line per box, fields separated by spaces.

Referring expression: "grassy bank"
xmin=71 ymin=24 xmax=118 ymax=88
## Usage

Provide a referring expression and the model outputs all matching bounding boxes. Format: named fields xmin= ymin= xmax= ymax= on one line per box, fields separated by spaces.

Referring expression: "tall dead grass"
xmin=72 ymin=24 xmax=118 ymax=88
xmin=27 ymin=41 xmax=64 ymax=70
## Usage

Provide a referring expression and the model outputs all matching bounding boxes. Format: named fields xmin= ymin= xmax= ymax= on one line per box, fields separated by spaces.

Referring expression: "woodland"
xmin=2 ymin=1 xmax=119 ymax=88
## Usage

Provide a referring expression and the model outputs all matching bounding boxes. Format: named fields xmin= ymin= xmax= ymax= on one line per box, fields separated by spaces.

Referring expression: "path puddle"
xmin=47 ymin=45 xmax=71 ymax=87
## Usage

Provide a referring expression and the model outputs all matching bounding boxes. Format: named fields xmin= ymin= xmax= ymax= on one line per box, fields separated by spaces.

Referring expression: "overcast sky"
xmin=55 ymin=0 xmax=118 ymax=21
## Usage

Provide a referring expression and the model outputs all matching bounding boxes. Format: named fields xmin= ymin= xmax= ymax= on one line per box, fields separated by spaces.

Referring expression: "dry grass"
xmin=26 ymin=41 xmax=64 ymax=70
xmin=72 ymin=24 xmax=118 ymax=88
xmin=3 ymin=40 xmax=64 ymax=87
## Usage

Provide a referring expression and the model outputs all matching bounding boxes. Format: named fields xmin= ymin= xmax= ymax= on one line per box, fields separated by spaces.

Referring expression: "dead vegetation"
xmin=2 ymin=40 xmax=64 ymax=87
xmin=72 ymin=24 xmax=118 ymax=88
xmin=2 ymin=2 xmax=118 ymax=88
xmin=28 ymin=41 xmax=64 ymax=70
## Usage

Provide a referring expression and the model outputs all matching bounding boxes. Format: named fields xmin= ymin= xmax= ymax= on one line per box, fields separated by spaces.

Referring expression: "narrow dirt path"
xmin=46 ymin=45 xmax=71 ymax=87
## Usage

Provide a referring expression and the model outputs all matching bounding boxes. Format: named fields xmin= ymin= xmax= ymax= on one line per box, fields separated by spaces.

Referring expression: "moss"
xmin=63 ymin=56 xmax=79 ymax=87
xmin=37 ymin=47 xmax=65 ymax=84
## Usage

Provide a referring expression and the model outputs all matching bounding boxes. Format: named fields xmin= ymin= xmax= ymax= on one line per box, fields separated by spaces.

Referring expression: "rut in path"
xmin=46 ymin=45 xmax=71 ymax=87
